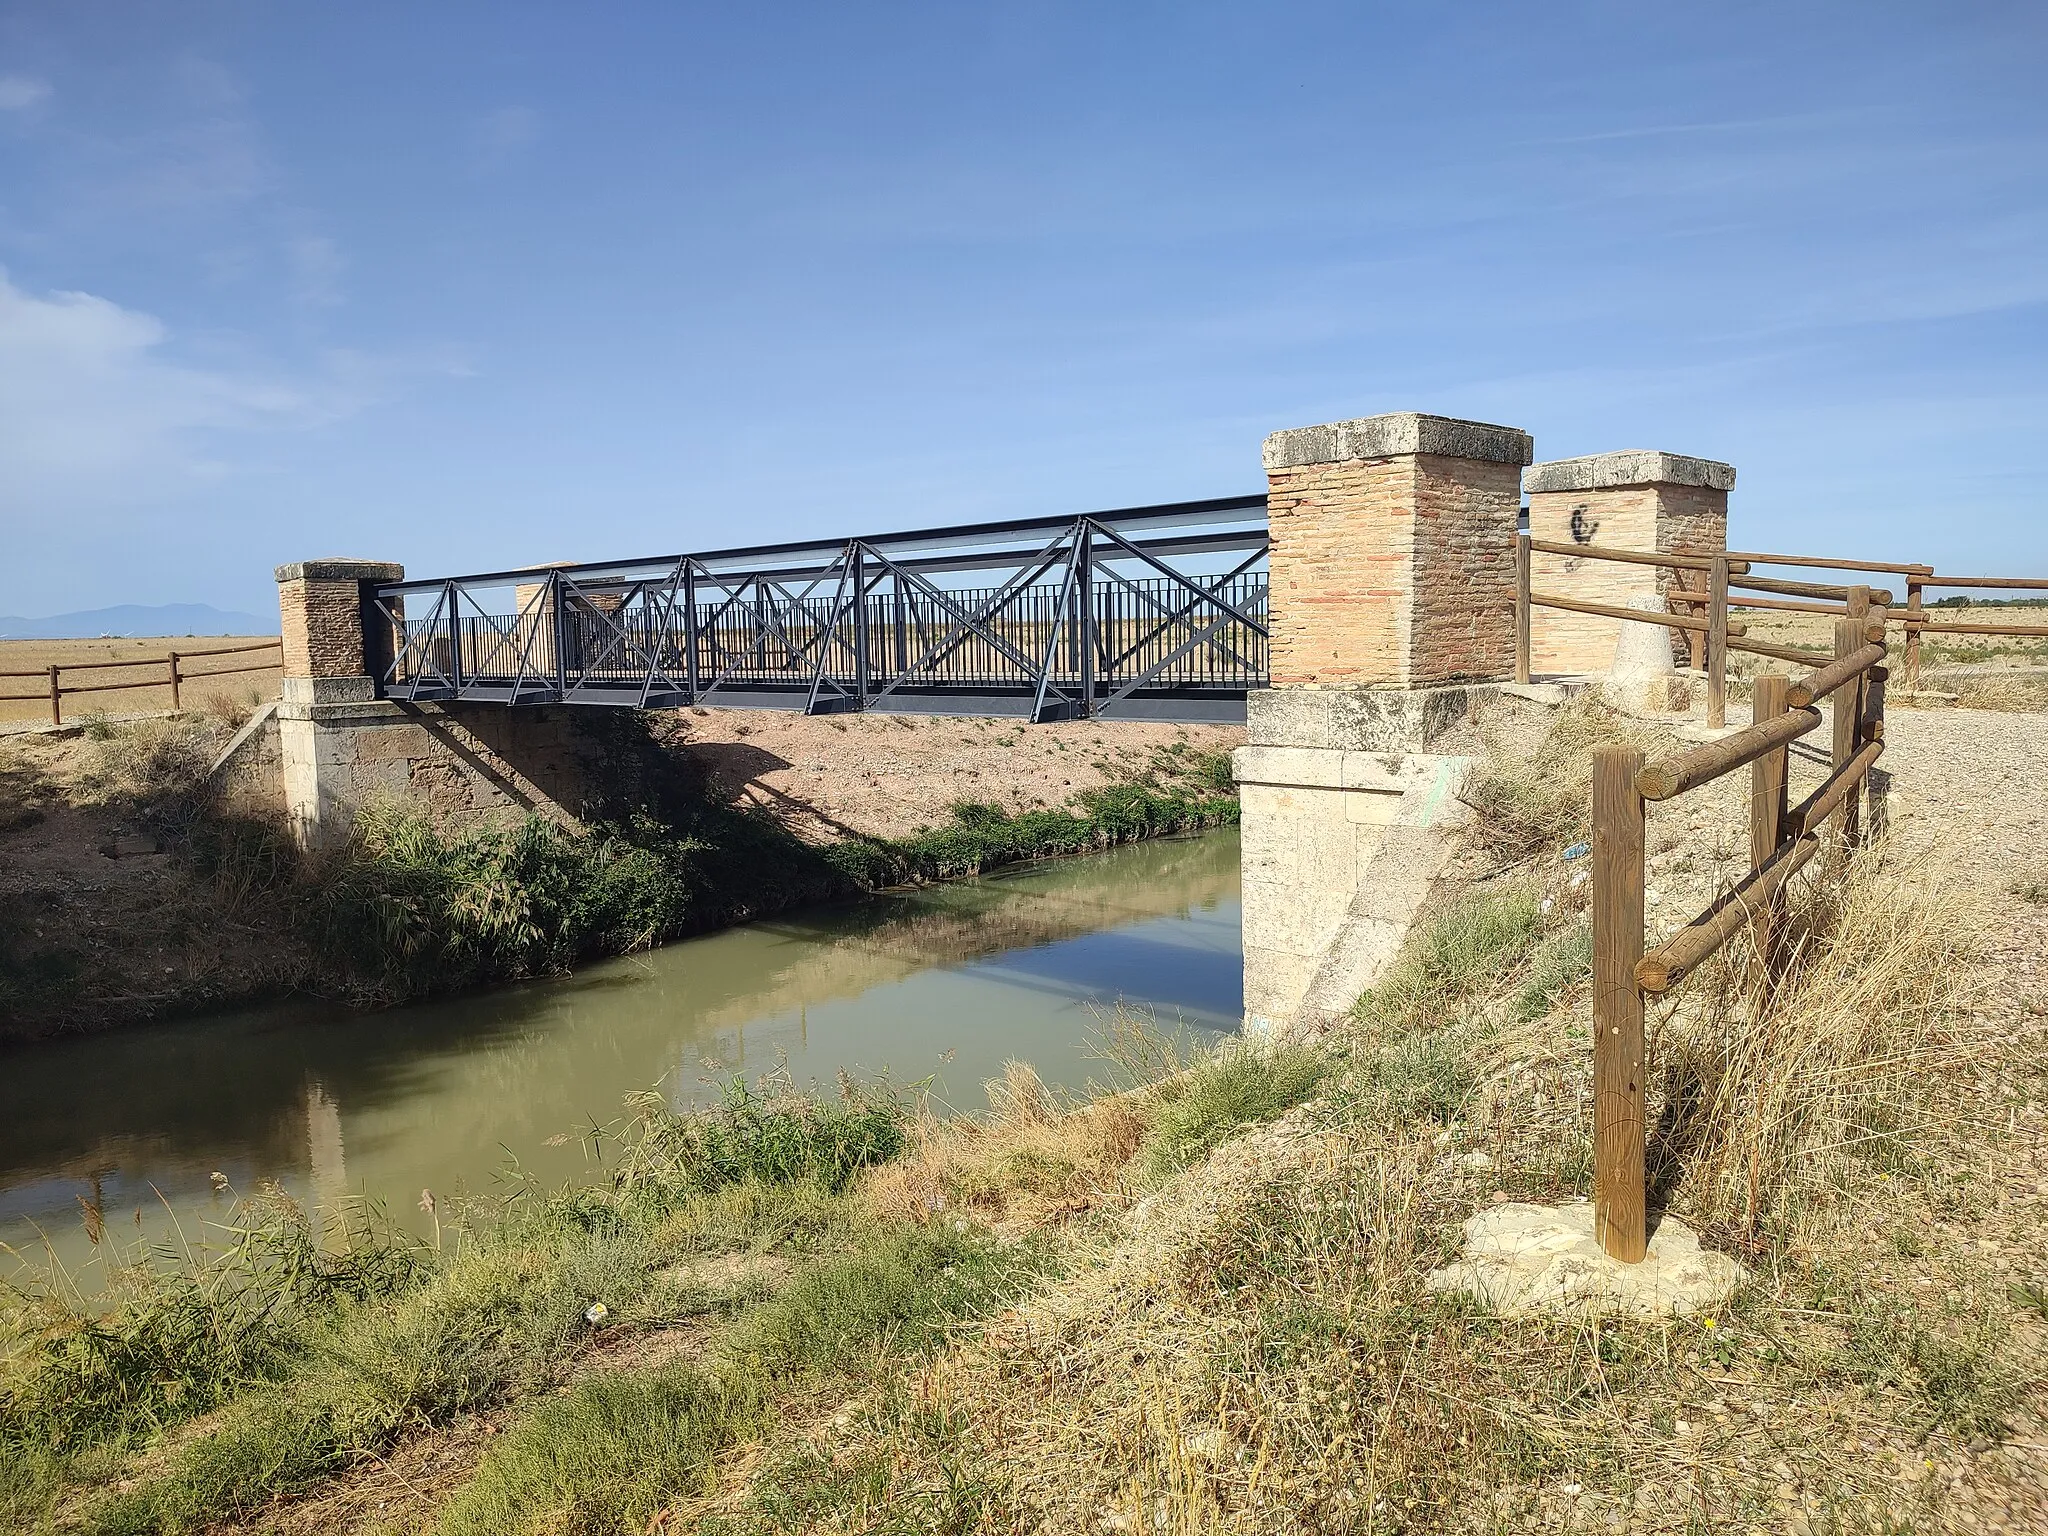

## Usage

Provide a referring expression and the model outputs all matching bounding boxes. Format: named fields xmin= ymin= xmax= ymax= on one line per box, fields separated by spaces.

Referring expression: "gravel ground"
xmin=1591 ymin=693 xmax=2048 ymax=1531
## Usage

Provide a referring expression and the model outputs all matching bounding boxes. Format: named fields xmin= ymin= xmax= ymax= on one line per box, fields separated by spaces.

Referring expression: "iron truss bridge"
xmin=374 ymin=495 xmax=1269 ymax=722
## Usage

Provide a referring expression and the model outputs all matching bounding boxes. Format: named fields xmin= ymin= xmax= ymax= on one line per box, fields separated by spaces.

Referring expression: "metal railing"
xmin=374 ymin=496 xmax=1270 ymax=722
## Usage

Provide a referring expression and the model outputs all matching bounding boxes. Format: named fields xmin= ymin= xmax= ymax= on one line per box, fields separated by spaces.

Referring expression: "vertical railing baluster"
xmin=851 ymin=544 xmax=868 ymax=709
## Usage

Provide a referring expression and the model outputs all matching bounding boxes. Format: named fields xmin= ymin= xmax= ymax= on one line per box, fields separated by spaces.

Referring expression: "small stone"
xmin=1461 ymin=1151 xmax=1496 ymax=1171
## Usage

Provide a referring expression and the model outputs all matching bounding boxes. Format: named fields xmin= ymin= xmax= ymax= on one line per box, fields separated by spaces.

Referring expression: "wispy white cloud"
xmin=0 ymin=270 xmax=462 ymax=511
xmin=470 ymin=105 xmax=540 ymax=157
xmin=0 ymin=74 xmax=52 ymax=112
xmin=287 ymin=234 xmax=347 ymax=307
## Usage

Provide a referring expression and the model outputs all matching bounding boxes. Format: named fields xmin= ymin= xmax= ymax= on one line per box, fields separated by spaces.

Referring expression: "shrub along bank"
xmin=310 ymin=755 xmax=1238 ymax=1002
xmin=0 ymin=713 xmax=1238 ymax=1030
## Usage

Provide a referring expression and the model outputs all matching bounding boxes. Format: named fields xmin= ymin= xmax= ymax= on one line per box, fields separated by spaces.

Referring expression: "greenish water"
xmin=0 ymin=829 xmax=1240 ymax=1277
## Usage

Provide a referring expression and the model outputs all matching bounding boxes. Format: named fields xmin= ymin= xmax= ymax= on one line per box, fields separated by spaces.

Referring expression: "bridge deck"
xmin=375 ymin=496 xmax=1269 ymax=723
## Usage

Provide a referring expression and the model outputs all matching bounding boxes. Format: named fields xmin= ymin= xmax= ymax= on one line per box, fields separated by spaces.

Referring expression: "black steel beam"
xmin=374 ymin=494 xmax=1266 ymax=596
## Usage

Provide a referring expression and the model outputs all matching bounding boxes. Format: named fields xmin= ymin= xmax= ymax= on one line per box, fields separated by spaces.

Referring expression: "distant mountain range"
xmin=0 ymin=604 xmax=273 ymax=640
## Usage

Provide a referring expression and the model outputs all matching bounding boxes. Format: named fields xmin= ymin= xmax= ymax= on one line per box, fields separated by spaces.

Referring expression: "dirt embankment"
xmin=650 ymin=709 xmax=1242 ymax=841
xmin=0 ymin=707 xmax=1243 ymax=1043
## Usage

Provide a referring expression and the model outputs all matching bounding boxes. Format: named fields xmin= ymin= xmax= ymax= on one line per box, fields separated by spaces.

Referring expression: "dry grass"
xmin=0 ymin=636 xmax=278 ymax=727
xmin=668 ymin=705 xmax=2044 ymax=1536
xmin=1461 ymin=694 xmax=1649 ymax=861
xmin=1949 ymin=674 xmax=2048 ymax=712
xmin=1649 ymin=858 xmax=1991 ymax=1255
xmin=865 ymin=1060 xmax=1151 ymax=1232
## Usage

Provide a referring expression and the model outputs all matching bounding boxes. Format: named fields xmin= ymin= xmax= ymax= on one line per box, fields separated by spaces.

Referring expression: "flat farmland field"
xmin=0 ymin=636 xmax=281 ymax=726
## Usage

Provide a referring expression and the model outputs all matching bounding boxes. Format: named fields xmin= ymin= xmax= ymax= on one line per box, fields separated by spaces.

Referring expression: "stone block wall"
xmin=279 ymin=701 xmax=643 ymax=847
xmin=1236 ymin=697 xmax=1479 ymax=1032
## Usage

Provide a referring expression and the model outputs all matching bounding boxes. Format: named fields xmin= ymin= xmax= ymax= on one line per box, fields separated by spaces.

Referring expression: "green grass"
xmin=437 ymin=1222 xmax=1042 ymax=1536
xmin=1516 ymin=918 xmax=1592 ymax=1020
xmin=6 ymin=1083 xmax=911 ymax=1536
xmin=823 ymin=762 xmax=1239 ymax=888
xmin=1356 ymin=889 xmax=1545 ymax=1030
xmin=1138 ymin=1042 xmax=1327 ymax=1181
xmin=436 ymin=1364 xmax=753 ymax=1536
xmin=621 ymin=1076 xmax=907 ymax=1196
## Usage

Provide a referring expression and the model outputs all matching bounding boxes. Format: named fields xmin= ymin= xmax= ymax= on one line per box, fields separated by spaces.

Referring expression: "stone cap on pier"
xmin=1524 ymin=452 xmax=1735 ymax=495
xmin=274 ymin=559 xmax=406 ymax=584
xmin=1262 ymin=412 xmax=1534 ymax=471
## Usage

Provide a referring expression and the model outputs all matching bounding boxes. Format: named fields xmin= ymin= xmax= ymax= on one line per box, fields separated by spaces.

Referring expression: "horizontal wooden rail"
xmin=166 ymin=640 xmax=281 ymax=661
xmin=1637 ymin=833 xmax=1822 ymax=993
xmin=0 ymin=641 xmax=277 ymax=678
xmin=1904 ymin=618 xmax=2048 ymax=638
xmin=1787 ymin=737 xmax=1884 ymax=839
xmin=1726 ymin=594 xmax=1851 ymax=617
xmin=1528 ymin=538 xmax=1749 ymax=575
xmin=0 ymin=639 xmax=282 ymax=724
xmin=1634 ymin=705 xmax=1822 ymax=800
xmin=1786 ymin=642 xmax=1886 ymax=708
xmin=1528 ymin=590 xmax=1746 ymax=637
xmin=59 ymin=675 xmax=167 ymax=696
xmin=1730 ymin=635 xmax=1832 ymax=666
xmin=1726 ymin=551 xmax=1933 ymax=577
xmin=1921 ymin=576 xmax=2048 ymax=591
xmin=179 ymin=659 xmax=280 ymax=681
xmin=1732 ymin=574 xmax=1894 ymax=606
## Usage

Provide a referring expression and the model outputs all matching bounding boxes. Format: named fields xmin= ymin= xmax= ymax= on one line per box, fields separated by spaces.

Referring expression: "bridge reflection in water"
xmin=373 ymin=496 xmax=1268 ymax=722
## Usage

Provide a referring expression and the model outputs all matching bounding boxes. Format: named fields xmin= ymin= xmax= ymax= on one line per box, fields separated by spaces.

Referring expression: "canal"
xmin=0 ymin=828 xmax=1240 ymax=1277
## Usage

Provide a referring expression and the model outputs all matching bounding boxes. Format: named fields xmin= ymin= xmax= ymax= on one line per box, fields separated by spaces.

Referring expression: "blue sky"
xmin=1 ymin=2 xmax=2043 ymax=620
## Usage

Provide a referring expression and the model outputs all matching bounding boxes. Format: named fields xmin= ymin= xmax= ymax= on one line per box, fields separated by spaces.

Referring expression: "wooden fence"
xmin=0 ymin=640 xmax=282 ymax=726
xmin=1514 ymin=539 xmax=2048 ymax=726
xmin=1588 ymin=590 xmax=1890 ymax=1261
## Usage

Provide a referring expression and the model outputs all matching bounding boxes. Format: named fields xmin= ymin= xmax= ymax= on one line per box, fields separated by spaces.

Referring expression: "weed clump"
xmin=620 ymin=1076 xmax=907 ymax=1196
xmin=1139 ymin=1042 xmax=1326 ymax=1181
xmin=306 ymin=806 xmax=709 ymax=995
xmin=1461 ymin=696 xmax=1641 ymax=860
xmin=1357 ymin=887 xmax=1545 ymax=1030
xmin=827 ymin=756 xmax=1238 ymax=887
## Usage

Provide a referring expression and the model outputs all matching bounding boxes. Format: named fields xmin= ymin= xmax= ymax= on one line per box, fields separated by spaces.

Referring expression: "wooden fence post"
xmin=1593 ymin=745 xmax=1647 ymax=1263
xmin=1748 ymin=674 xmax=1790 ymax=986
xmin=1514 ymin=532 xmax=1531 ymax=685
xmin=47 ymin=664 xmax=60 ymax=727
xmin=168 ymin=652 xmax=182 ymax=713
xmin=1707 ymin=555 xmax=1729 ymax=728
xmin=1831 ymin=616 xmax=1864 ymax=854
xmin=1903 ymin=572 xmax=1924 ymax=690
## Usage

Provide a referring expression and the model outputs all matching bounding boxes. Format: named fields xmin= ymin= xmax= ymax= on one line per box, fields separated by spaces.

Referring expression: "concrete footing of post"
xmin=1426 ymin=1200 xmax=1746 ymax=1319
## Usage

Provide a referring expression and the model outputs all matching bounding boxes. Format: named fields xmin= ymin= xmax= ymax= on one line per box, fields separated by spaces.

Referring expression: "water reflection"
xmin=1 ymin=830 xmax=1240 ymax=1274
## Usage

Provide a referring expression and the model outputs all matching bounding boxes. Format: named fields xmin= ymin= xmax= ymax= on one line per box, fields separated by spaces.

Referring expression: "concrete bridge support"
xmin=1235 ymin=413 xmax=1532 ymax=1037
xmin=275 ymin=559 xmax=629 ymax=849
